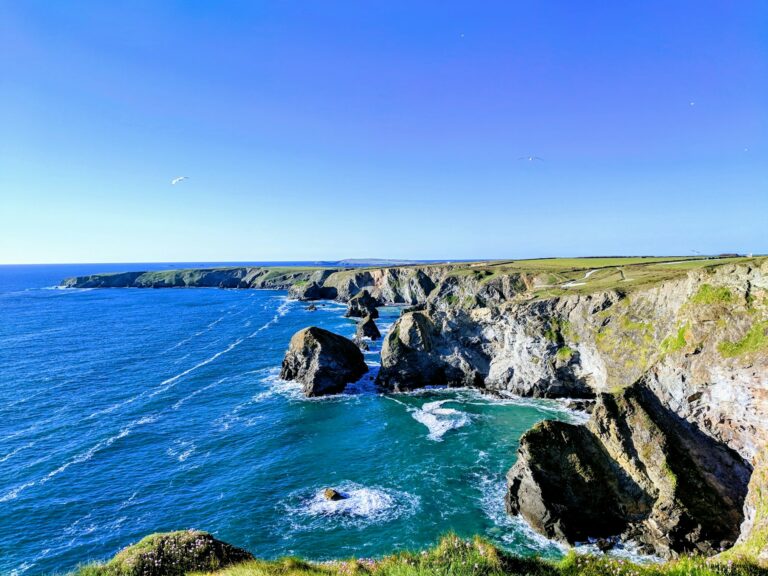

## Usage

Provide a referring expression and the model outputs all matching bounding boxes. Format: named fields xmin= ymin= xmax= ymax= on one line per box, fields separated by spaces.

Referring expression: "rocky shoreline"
xmin=60 ymin=257 xmax=768 ymax=562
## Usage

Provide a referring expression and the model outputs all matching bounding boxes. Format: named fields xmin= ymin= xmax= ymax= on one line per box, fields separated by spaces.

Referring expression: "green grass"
xmin=555 ymin=346 xmax=574 ymax=361
xmin=690 ymin=284 xmax=735 ymax=305
xmin=73 ymin=534 xmax=768 ymax=576
xmin=718 ymin=321 xmax=768 ymax=358
xmin=660 ymin=324 xmax=691 ymax=355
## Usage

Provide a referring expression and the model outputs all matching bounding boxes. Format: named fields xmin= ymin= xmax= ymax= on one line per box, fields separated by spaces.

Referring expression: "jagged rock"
xmin=377 ymin=310 xmax=487 ymax=390
xmin=356 ymin=315 xmax=381 ymax=340
xmin=564 ymin=399 xmax=595 ymax=413
xmin=506 ymin=383 xmax=752 ymax=558
xmin=280 ymin=327 xmax=368 ymax=396
xmin=505 ymin=420 xmax=633 ymax=543
xmin=595 ymin=538 xmax=616 ymax=552
xmin=323 ymin=488 xmax=345 ymax=501
xmin=306 ymin=304 xmax=317 ymax=312
xmin=345 ymin=289 xmax=379 ymax=318
xmin=102 ymin=530 xmax=252 ymax=576
xmin=295 ymin=281 xmax=337 ymax=301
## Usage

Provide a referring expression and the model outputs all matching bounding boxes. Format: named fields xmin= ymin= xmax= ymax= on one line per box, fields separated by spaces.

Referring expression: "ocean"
xmin=0 ymin=264 xmax=582 ymax=575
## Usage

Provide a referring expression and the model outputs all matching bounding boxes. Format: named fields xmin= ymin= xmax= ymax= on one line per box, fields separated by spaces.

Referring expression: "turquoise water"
xmin=0 ymin=265 xmax=580 ymax=575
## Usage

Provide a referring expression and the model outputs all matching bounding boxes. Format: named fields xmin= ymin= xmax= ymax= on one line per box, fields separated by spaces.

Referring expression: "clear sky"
xmin=1 ymin=1 xmax=766 ymax=264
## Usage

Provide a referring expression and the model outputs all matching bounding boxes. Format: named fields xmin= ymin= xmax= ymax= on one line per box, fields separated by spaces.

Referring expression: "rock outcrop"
xmin=99 ymin=530 xmax=252 ymax=576
xmin=345 ymin=289 xmax=379 ymax=318
xmin=506 ymin=382 xmax=752 ymax=557
xmin=356 ymin=315 xmax=381 ymax=340
xmin=280 ymin=327 xmax=368 ymax=396
xmin=377 ymin=310 xmax=485 ymax=390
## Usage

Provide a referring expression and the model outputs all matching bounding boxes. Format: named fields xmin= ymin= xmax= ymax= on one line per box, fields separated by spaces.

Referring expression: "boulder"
xmin=345 ymin=289 xmax=379 ymax=319
xmin=280 ymin=327 xmax=368 ymax=396
xmin=356 ymin=315 xmax=381 ymax=340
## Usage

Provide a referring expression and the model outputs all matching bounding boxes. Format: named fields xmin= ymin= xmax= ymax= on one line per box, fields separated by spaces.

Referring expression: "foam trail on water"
xmin=0 ymin=415 xmax=158 ymax=503
xmin=411 ymin=400 xmax=471 ymax=441
xmin=0 ymin=441 xmax=35 ymax=464
xmin=286 ymin=482 xmax=421 ymax=530
xmin=86 ymin=299 xmax=288 ymax=421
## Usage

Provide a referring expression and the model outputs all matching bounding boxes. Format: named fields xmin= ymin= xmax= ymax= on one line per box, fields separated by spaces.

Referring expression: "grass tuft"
xmin=718 ymin=321 xmax=768 ymax=358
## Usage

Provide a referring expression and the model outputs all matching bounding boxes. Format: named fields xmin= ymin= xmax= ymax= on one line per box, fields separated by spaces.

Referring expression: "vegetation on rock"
xmin=73 ymin=531 xmax=252 ymax=576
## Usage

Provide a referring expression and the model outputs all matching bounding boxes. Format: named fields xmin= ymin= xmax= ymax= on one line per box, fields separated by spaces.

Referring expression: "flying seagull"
xmin=171 ymin=176 xmax=189 ymax=185
xmin=519 ymin=156 xmax=544 ymax=162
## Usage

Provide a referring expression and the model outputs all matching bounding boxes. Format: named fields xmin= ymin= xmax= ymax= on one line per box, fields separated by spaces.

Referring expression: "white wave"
xmin=411 ymin=399 xmax=471 ymax=441
xmin=167 ymin=440 xmax=196 ymax=462
xmin=0 ymin=441 xmax=35 ymax=464
xmin=573 ymin=539 xmax=661 ymax=564
xmin=475 ymin=470 xmax=565 ymax=556
xmin=289 ymin=482 xmax=420 ymax=528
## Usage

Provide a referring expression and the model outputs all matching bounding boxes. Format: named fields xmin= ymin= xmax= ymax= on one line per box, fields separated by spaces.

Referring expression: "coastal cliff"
xmin=374 ymin=258 xmax=767 ymax=558
xmin=61 ymin=266 xmax=328 ymax=289
xmin=61 ymin=257 xmax=768 ymax=561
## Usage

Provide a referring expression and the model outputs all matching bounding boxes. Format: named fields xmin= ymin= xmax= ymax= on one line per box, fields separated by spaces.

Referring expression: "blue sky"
xmin=1 ymin=1 xmax=766 ymax=263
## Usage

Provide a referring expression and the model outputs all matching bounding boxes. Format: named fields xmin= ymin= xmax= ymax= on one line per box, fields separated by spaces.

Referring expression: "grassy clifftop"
xmin=73 ymin=532 xmax=766 ymax=576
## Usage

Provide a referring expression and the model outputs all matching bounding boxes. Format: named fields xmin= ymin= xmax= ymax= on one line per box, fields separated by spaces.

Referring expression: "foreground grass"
xmin=73 ymin=534 xmax=767 ymax=576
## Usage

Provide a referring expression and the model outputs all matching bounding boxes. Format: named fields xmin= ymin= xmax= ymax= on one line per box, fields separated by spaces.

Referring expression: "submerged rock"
xmin=345 ymin=289 xmax=379 ymax=319
xmin=356 ymin=315 xmax=381 ymax=341
xmin=280 ymin=327 xmax=368 ymax=396
xmin=323 ymin=488 xmax=346 ymax=501
xmin=306 ymin=304 xmax=317 ymax=312
xmin=102 ymin=530 xmax=252 ymax=576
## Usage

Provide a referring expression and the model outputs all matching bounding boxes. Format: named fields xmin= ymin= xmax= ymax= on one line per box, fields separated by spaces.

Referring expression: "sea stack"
xmin=356 ymin=315 xmax=381 ymax=340
xmin=345 ymin=289 xmax=379 ymax=318
xmin=280 ymin=327 xmax=368 ymax=396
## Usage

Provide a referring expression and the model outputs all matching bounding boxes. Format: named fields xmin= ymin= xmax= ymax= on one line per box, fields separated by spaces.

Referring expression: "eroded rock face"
xmin=345 ymin=289 xmax=379 ymax=318
xmin=506 ymin=383 xmax=752 ymax=558
xmin=280 ymin=327 xmax=368 ymax=396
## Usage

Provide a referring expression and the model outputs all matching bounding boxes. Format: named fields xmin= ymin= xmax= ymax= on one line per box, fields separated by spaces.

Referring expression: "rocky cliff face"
xmin=377 ymin=260 xmax=768 ymax=558
xmin=288 ymin=265 xmax=454 ymax=304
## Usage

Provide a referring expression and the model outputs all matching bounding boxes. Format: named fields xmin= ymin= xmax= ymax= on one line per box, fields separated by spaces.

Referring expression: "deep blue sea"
xmin=0 ymin=264 xmax=583 ymax=575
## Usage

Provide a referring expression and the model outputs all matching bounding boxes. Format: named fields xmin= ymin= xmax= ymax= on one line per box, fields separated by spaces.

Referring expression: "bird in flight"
xmin=519 ymin=156 xmax=544 ymax=162
xmin=171 ymin=176 xmax=189 ymax=185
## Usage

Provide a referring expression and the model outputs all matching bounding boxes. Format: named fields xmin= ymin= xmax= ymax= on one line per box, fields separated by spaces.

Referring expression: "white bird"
xmin=171 ymin=176 xmax=189 ymax=185
xmin=519 ymin=156 xmax=544 ymax=162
